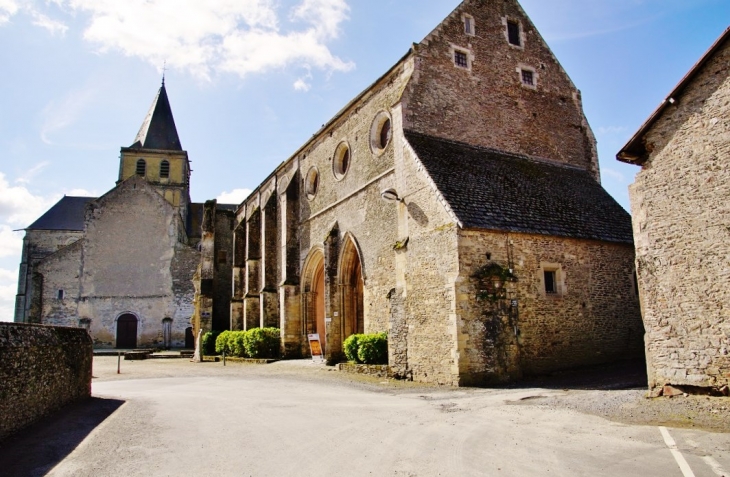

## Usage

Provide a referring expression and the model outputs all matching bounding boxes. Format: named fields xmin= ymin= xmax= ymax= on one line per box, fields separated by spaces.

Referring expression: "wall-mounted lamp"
xmin=380 ymin=188 xmax=403 ymax=203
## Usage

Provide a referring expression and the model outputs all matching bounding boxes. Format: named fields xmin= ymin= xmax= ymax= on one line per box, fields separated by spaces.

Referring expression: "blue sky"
xmin=0 ymin=0 xmax=728 ymax=320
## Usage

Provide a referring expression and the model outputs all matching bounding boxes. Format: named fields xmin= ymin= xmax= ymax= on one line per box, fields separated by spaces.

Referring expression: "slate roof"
xmin=405 ymin=131 xmax=634 ymax=244
xmin=130 ymin=83 xmax=183 ymax=151
xmin=27 ymin=196 xmax=96 ymax=231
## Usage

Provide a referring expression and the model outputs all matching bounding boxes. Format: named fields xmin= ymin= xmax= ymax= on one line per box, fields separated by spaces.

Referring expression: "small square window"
xmin=454 ymin=50 xmax=468 ymax=68
xmin=521 ymin=69 xmax=534 ymax=86
xmin=507 ymin=21 xmax=521 ymax=46
xmin=544 ymin=271 xmax=557 ymax=294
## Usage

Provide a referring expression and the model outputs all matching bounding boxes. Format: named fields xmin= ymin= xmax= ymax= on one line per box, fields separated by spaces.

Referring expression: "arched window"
xmin=136 ymin=159 xmax=146 ymax=176
xmin=160 ymin=160 xmax=170 ymax=178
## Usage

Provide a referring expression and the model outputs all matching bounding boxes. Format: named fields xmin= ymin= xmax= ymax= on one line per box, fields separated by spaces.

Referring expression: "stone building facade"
xmin=224 ymin=0 xmax=643 ymax=385
xmin=14 ymin=83 xmax=234 ymax=349
xmin=618 ymin=28 xmax=730 ymax=393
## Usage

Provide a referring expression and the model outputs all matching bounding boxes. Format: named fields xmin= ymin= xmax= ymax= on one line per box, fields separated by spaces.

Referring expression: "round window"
xmin=305 ymin=166 xmax=320 ymax=200
xmin=333 ymin=142 xmax=351 ymax=180
xmin=370 ymin=111 xmax=393 ymax=155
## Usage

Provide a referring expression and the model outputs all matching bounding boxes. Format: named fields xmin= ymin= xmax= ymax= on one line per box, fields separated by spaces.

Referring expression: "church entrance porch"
xmin=116 ymin=314 xmax=138 ymax=349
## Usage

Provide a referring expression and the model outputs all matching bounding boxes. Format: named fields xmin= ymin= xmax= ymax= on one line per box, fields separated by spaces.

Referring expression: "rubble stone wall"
xmin=0 ymin=323 xmax=92 ymax=441
xmin=629 ymin=39 xmax=730 ymax=391
xmin=456 ymin=230 xmax=643 ymax=384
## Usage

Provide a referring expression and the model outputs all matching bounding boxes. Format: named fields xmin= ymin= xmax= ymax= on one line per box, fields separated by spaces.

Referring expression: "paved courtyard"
xmin=1 ymin=357 xmax=728 ymax=476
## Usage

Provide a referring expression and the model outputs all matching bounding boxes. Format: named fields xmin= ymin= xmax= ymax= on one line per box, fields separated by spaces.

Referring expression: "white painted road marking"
xmin=659 ymin=426 xmax=696 ymax=477
xmin=703 ymin=455 xmax=728 ymax=477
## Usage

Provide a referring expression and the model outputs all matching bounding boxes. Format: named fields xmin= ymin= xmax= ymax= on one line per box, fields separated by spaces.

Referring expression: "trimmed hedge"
xmin=213 ymin=328 xmax=281 ymax=359
xmin=201 ymin=331 xmax=221 ymax=356
xmin=343 ymin=332 xmax=388 ymax=365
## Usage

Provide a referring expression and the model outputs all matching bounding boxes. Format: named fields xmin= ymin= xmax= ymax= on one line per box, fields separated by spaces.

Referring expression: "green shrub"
xmin=356 ymin=332 xmax=388 ymax=365
xmin=201 ymin=331 xmax=221 ymax=356
xmin=230 ymin=331 xmax=247 ymax=357
xmin=343 ymin=334 xmax=362 ymax=363
xmin=243 ymin=327 xmax=281 ymax=359
xmin=215 ymin=330 xmax=231 ymax=355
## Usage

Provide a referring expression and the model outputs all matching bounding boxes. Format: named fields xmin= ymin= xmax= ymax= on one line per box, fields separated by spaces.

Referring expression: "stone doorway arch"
xmin=116 ymin=314 xmax=138 ymax=349
xmin=338 ymin=233 xmax=365 ymax=341
xmin=302 ymin=247 xmax=326 ymax=355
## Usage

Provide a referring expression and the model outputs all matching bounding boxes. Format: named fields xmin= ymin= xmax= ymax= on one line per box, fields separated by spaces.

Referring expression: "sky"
xmin=0 ymin=0 xmax=728 ymax=321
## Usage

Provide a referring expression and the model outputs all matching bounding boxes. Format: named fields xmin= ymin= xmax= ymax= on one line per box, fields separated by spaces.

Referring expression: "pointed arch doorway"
xmin=303 ymin=248 xmax=327 ymax=356
xmin=339 ymin=235 xmax=364 ymax=340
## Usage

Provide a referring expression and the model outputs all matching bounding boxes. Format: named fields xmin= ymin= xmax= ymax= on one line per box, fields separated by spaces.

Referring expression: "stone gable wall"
xmin=79 ymin=180 xmax=189 ymax=348
xmin=456 ymin=230 xmax=643 ymax=384
xmin=402 ymin=0 xmax=598 ymax=178
xmin=629 ymin=39 xmax=730 ymax=390
xmin=0 ymin=323 xmax=92 ymax=441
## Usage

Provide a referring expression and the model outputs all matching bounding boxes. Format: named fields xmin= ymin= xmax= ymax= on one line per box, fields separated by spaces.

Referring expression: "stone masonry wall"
xmin=629 ymin=39 xmax=730 ymax=391
xmin=394 ymin=118 xmax=461 ymax=385
xmin=0 ymin=323 xmax=92 ymax=441
xmin=15 ymin=230 xmax=84 ymax=323
xmin=457 ymin=230 xmax=643 ymax=384
xmin=294 ymin=60 xmax=414 ymax=360
xmin=402 ymin=0 xmax=599 ymax=179
xmin=79 ymin=178 xmax=188 ymax=348
xmin=38 ymin=240 xmax=83 ymax=327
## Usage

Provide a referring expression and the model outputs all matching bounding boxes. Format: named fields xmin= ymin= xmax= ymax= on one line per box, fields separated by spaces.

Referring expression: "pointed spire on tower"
xmin=131 ymin=80 xmax=182 ymax=151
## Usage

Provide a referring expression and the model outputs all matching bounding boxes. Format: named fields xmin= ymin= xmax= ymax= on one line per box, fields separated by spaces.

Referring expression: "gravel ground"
xmin=94 ymin=356 xmax=730 ymax=433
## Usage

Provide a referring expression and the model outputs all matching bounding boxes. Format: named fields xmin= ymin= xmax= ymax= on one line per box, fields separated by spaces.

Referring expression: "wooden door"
xmin=116 ymin=314 xmax=138 ymax=349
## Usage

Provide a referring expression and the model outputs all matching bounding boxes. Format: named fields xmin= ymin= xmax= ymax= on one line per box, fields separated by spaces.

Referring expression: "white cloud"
xmin=30 ymin=9 xmax=68 ymax=35
xmin=0 ymin=226 xmax=24 ymax=259
xmin=15 ymin=161 xmax=50 ymax=185
xmin=294 ymin=68 xmax=313 ymax=91
xmin=0 ymin=0 xmax=19 ymax=24
xmin=601 ymin=167 xmax=626 ymax=183
xmin=55 ymin=0 xmax=353 ymax=81
xmin=0 ymin=172 xmax=59 ymax=226
xmin=40 ymin=86 xmax=99 ymax=144
xmin=217 ymin=188 xmax=252 ymax=204
xmin=0 ymin=267 xmax=18 ymax=322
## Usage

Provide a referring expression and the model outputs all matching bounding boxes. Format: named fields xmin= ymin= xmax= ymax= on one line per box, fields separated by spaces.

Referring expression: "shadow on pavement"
xmin=509 ymin=358 xmax=648 ymax=391
xmin=0 ymin=397 xmax=124 ymax=477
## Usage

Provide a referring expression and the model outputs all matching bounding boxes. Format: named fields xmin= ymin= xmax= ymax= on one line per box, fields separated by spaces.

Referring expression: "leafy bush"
xmin=244 ymin=327 xmax=281 ymax=359
xmin=214 ymin=328 xmax=281 ymax=359
xmin=201 ymin=331 xmax=221 ymax=356
xmin=230 ymin=331 xmax=247 ymax=357
xmin=343 ymin=334 xmax=362 ymax=363
xmin=356 ymin=332 xmax=388 ymax=365
xmin=215 ymin=330 xmax=231 ymax=355
xmin=343 ymin=332 xmax=388 ymax=364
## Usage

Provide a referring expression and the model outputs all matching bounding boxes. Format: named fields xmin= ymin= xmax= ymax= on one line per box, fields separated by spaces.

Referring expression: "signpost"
xmin=307 ymin=333 xmax=324 ymax=363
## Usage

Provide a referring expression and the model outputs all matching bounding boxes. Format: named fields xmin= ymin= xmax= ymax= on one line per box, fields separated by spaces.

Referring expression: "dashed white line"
xmin=659 ymin=426 xmax=696 ymax=477
xmin=703 ymin=455 xmax=728 ymax=477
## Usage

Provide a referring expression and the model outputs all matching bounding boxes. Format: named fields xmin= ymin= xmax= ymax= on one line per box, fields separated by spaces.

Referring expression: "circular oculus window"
xmin=305 ymin=166 xmax=320 ymax=200
xmin=332 ymin=141 xmax=351 ymax=180
xmin=370 ymin=111 xmax=393 ymax=155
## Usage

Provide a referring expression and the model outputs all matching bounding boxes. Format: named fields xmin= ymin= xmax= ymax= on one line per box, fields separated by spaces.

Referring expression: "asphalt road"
xmin=1 ymin=358 xmax=728 ymax=477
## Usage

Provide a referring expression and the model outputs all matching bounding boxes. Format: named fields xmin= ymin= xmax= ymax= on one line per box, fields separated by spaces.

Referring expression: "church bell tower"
xmin=118 ymin=80 xmax=191 ymax=222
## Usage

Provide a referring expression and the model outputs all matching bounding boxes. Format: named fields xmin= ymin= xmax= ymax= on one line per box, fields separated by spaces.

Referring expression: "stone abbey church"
xmin=16 ymin=0 xmax=644 ymax=385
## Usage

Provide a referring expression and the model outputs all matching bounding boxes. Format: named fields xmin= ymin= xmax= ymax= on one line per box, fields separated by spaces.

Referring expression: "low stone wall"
xmin=338 ymin=363 xmax=392 ymax=378
xmin=0 ymin=323 xmax=93 ymax=441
